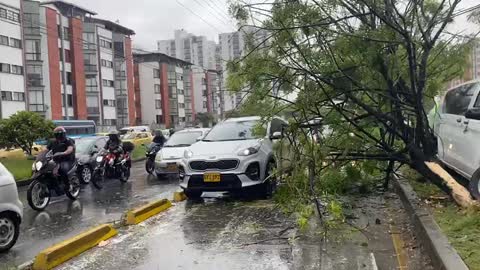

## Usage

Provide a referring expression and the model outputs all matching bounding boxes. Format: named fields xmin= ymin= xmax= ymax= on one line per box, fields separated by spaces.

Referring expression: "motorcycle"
xmin=145 ymin=143 xmax=162 ymax=174
xmin=91 ymin=147 xmax=132 ymax=189
xmin=27 ymin=150 xmax=81 ymax=211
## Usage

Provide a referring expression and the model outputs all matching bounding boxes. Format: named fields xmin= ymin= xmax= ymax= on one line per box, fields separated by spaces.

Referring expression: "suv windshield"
xmin=165 ymin=132 xmax=202 ymax=147
xmin=203 ymin=120 xmax=261 ymax=141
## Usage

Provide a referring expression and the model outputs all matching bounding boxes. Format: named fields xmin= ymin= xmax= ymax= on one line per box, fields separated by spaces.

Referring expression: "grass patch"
xmin=131 ymin=144 xmax=147 ymax=161
xmin=404 ymin=167 xmax=480 ymax=270
xmin=1 ymin=158 xmax=33 ymax=182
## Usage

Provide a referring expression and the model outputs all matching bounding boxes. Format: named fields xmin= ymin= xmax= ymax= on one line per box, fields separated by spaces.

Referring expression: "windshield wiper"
xmin=167 ymin=144 xmax=191 ymax=147
xmin=201 ymin=139 xmax=213 ymax=142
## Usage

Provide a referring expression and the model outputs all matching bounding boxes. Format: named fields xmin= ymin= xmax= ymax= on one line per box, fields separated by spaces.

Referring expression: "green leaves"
xmin=0 ymin=111 xmax=54 ymax=155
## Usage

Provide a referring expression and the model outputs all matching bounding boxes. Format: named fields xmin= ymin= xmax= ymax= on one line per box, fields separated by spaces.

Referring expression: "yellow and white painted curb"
xmin=125 ymin=198 xmax=172 ymax=225
xmin=32 ymin=224 xmax=117 ymax=270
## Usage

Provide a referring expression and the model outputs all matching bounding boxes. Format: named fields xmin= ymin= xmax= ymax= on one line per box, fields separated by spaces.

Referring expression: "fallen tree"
xmin=227 ymin=0 xmax=477 ymax=207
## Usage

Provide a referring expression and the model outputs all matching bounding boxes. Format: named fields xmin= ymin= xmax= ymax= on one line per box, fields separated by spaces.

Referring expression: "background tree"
xmin=228 ymin=0 xmax=476 ymax=207
xmin=195 ymin=112 xmax=214 ymax=127
xmin=0 ymin=111 xmax=54 ymax=156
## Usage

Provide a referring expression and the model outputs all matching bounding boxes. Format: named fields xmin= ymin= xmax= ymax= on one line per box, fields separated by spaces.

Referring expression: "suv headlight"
xmin=34 ymin=161 xmax=43 ymax=171
xmin=184 ymin=149 xmax=193 ymax=159
xmin=96 ymin=156 xmax=103 ymax=163
xmin=238 ymin=145 xmax=260 ymax=156
xmin=155 ymin=151 xmax=163 ymax=161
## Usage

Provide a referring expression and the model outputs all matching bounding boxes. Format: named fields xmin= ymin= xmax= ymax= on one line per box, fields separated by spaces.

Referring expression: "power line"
xmin=174 ymin=0 xmax=225 ymax=33
xmin=191 ymin=0 xmax=234 ymax=30
xmin=199 ymin=0 xmax=235 ymax=25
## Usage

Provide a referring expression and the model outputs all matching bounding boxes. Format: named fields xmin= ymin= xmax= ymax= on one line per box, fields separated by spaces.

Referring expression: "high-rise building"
xmin=0 ymin=0 xmax=26 ymax=118
xmin=157 ymin=29 xmax=217 ymax=70
xmin=192 ymin=65 xmax=220 ymax=118
xmin=133 ymin=50 xmax=195 ymax=128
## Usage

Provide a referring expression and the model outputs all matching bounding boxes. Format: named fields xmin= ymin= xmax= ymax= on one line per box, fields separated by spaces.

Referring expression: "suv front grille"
xmin=189 ymin=160 xmax=239 ymax=171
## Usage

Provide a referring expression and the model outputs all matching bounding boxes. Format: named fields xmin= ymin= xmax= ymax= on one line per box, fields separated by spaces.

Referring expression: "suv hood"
xmin=160 ymin=146 xmax=189 ymax=159
xmin=189 ymin=139 xmax=261 ymax=157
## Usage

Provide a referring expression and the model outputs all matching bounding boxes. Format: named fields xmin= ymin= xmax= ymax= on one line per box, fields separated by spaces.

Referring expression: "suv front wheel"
xmin=0 ymin=212 xmax=20 ymax=253
xmin=469 ymin=169 xmax=480 ymax=200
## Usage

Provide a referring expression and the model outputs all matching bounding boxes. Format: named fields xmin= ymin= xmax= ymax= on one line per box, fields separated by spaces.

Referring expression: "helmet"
xmin=53 ymin=126 xmax=67 ymax=141
xmin=108 ymin=130 xmax=120 ymax=140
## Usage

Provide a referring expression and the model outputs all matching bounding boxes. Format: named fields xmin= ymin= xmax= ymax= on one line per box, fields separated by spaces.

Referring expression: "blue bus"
xmin=52 ymin=120 xmax=96 ymax=139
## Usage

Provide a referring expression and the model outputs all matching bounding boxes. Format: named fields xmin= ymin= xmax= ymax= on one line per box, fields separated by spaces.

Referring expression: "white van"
xmin=436 ymin=80 xmax=480 ymax=199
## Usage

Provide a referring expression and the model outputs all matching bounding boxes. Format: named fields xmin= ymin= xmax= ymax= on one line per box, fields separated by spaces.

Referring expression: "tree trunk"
xmin=424 ymin=162 xmax=478 ymax=208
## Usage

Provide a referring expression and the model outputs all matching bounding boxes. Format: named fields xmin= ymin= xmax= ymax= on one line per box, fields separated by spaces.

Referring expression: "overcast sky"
xmin=68 ymin=0 xmax=237 ymax=50
xmin=67 ymin=0 xmax=479 ymax=50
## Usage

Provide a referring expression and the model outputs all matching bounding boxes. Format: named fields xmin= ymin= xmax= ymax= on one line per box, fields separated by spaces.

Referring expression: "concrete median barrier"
xmin=32 ymin=224 xmax=118 ymax=270
xmin=125 ymin=199 xmax=172 ymax=225
xmin=173 ymin=191 xmax=187 ymax=202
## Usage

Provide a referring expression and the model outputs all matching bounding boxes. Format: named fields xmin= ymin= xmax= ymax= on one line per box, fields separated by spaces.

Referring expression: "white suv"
xmin=0 ymin=162 xmax=23 ymax=252
xmin=436 ymin=80 xmax=480 ymax=199
xmin=180 ymin=116 xmax=287 ymax=199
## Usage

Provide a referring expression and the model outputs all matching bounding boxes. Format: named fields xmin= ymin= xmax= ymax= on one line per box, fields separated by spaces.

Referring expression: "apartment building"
xmin=157 ymin=29 xmax=217 ymax=70
xmin=20 ymin=0 xmax=136 ymax=128
xmin=133 ymin=51 xmax=194 ymax=128
xmin=192 ymin=65 xmax=220 ymax=116
xmin=0 ymin=0 xmax=26 ymax=118
xmin=83 ymin=17 xmax=135 ymax=128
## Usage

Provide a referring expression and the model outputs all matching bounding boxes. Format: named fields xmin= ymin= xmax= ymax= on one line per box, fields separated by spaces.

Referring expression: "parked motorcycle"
xmin=27 ymin=151 xmax=81 ymax=211
xmin=91 ymin=143 xmax=133 ymax=189
xmin=145 ymin=143 xmax=162 ymax=174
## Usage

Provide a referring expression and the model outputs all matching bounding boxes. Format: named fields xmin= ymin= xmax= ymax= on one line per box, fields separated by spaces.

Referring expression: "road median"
xmin=32 ymin=224 xmax=117 ymax=270
xmin=125 ymin=198 xmax=172 ymax=225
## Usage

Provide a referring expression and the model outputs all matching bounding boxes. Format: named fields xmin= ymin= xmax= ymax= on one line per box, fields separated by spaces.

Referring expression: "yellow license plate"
xmin=167 ymin=164 xmax=177 ymax=171
xmin=204 ymin=173 xmax=221 ymax=182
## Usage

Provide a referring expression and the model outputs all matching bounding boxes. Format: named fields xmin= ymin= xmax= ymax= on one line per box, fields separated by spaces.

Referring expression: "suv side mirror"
xmin=270 ymin=131 xmax=283 ymax=140
xmin=465 ymin=109 xmax=480 ymax=120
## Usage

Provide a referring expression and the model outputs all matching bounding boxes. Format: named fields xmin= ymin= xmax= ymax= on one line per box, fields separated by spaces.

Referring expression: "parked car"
xmin=436 ymin=80 xmax=480 ymax=199
xmin=180 ymin=116 xmax=288 ymax=199
xmin=155 ymin=128 xmax=209 ymax=179
xmin=121 ymin=132 xmax=153 ymax=146
xmin=75 ymin=136 xmax=108 ymax=184
xmin=119 ymin=126 xmax=151 ymax=135
xmin=0 ymin=162 xmax=23 ymax=252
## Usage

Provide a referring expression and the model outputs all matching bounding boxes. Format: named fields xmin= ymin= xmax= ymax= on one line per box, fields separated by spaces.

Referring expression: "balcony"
xmin=115 ymin=71 xmax=126 ymax=78
xmin=29 ymin=104 xmax=46 ymax=112
xmin=86 ymin=86 xmax=98 ymax=93
xmin=84 ymin=64 xmax=98 ymax=73
xmin=87 ymin=107 xmax=100 ymax=114
xmin=26 ymin=53 xmax=41 ymax=61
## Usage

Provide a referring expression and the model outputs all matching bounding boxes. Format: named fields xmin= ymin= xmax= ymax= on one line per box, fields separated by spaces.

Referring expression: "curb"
xmin=173 ymin=191 xmax=187 ymax=202
xmin=392 ymin=176 xmax=469 ymax=270
xmin=125 ymin=198 xmax=172 ymax=225
xmin=32 ymin=224 xmax=117 ymax=270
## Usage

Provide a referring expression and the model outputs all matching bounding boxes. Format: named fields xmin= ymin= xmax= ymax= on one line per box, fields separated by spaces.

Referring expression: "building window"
xmin=0 ymin=63 xmax=10 ymax=73
xmin=203 ymin=101 xmax=207 ymax=108
xmin=179 ymin=103 xmax=185 ymax=108
xmin=66 ymin=72 xmax=72 ymax=85
xmin=100 ymin=39 xmax=112 ymax=49
xmin=155 ymin=99 xmax=162 ymax=109
xmin=103 ymin=99 xmax=116 ymax=107
xmin=155 ymin=115 xmax=163 ymax=124
xmin=1 ymin=91 xmax=24 ymax=101
xmin=9 ymin=38 xmax=21 ymax=48
xmin=103 ymin=119 xmax=117 ymax=126
xmin=0 ymin=35 xmax=8 ymax=46
xmin=102 ymin=79 xmax=114 ymax=87
xmin=101 ymin=59 xmax=113 ymax=68
xmin=168 ymin=86 xmax=177 ymax=98
xmin=64 ymin=49 xmax=71 ymax=63
xmin=154 ymin=84 xmax=161 ymax=94
xmin=153 ymin=69 xmax=160 ymax=78
xmin=25 ymin=40 xmax=41 ymax=60
xmin=83 ymin=33 xmax=96 ymax=49
xmin=0 ymin=8 xmax=20 ymax=23
xmin=59 ymin=48 xmax=63 ymax=61
xmin=29 ymin=91 xmax=44 ymax=111
xmin=11 ymin=65 xmax=23 ymax=75
xmin=63 ymin=27 xmax=70 ymax=40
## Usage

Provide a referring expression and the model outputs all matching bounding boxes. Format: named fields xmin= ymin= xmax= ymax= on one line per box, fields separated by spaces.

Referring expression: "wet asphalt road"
xmin=0 ymin=161 xmax=434 ymax=270
xmin=0 ymin=161 xmax=179 ymax=268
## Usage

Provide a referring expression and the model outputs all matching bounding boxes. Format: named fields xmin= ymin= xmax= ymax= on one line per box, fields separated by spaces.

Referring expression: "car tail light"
xmin=245 ymin=162 xmax=260 ymax=181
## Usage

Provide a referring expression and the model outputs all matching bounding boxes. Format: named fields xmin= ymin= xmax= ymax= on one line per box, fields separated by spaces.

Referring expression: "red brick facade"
xmin=125 ymin=37 xmax=136 ymax=125
xmin=69 ymin=17 xmax=87 ymax=119
xmin=45 ymin=8 xmax=62 ymax=120
xmin=133 ymin=63 xmax=141 ymax=125
xmin=160 ymin=63 xmax=171 ymax=128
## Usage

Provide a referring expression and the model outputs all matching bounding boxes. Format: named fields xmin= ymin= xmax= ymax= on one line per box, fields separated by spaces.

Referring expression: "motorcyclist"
xmin=104 ymin=130 xmax=123 ymax=162
xmin=47 ymin=126 xmax=75 ymax=178
xmin=152 ymin=130 xmax=166 ymax=147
